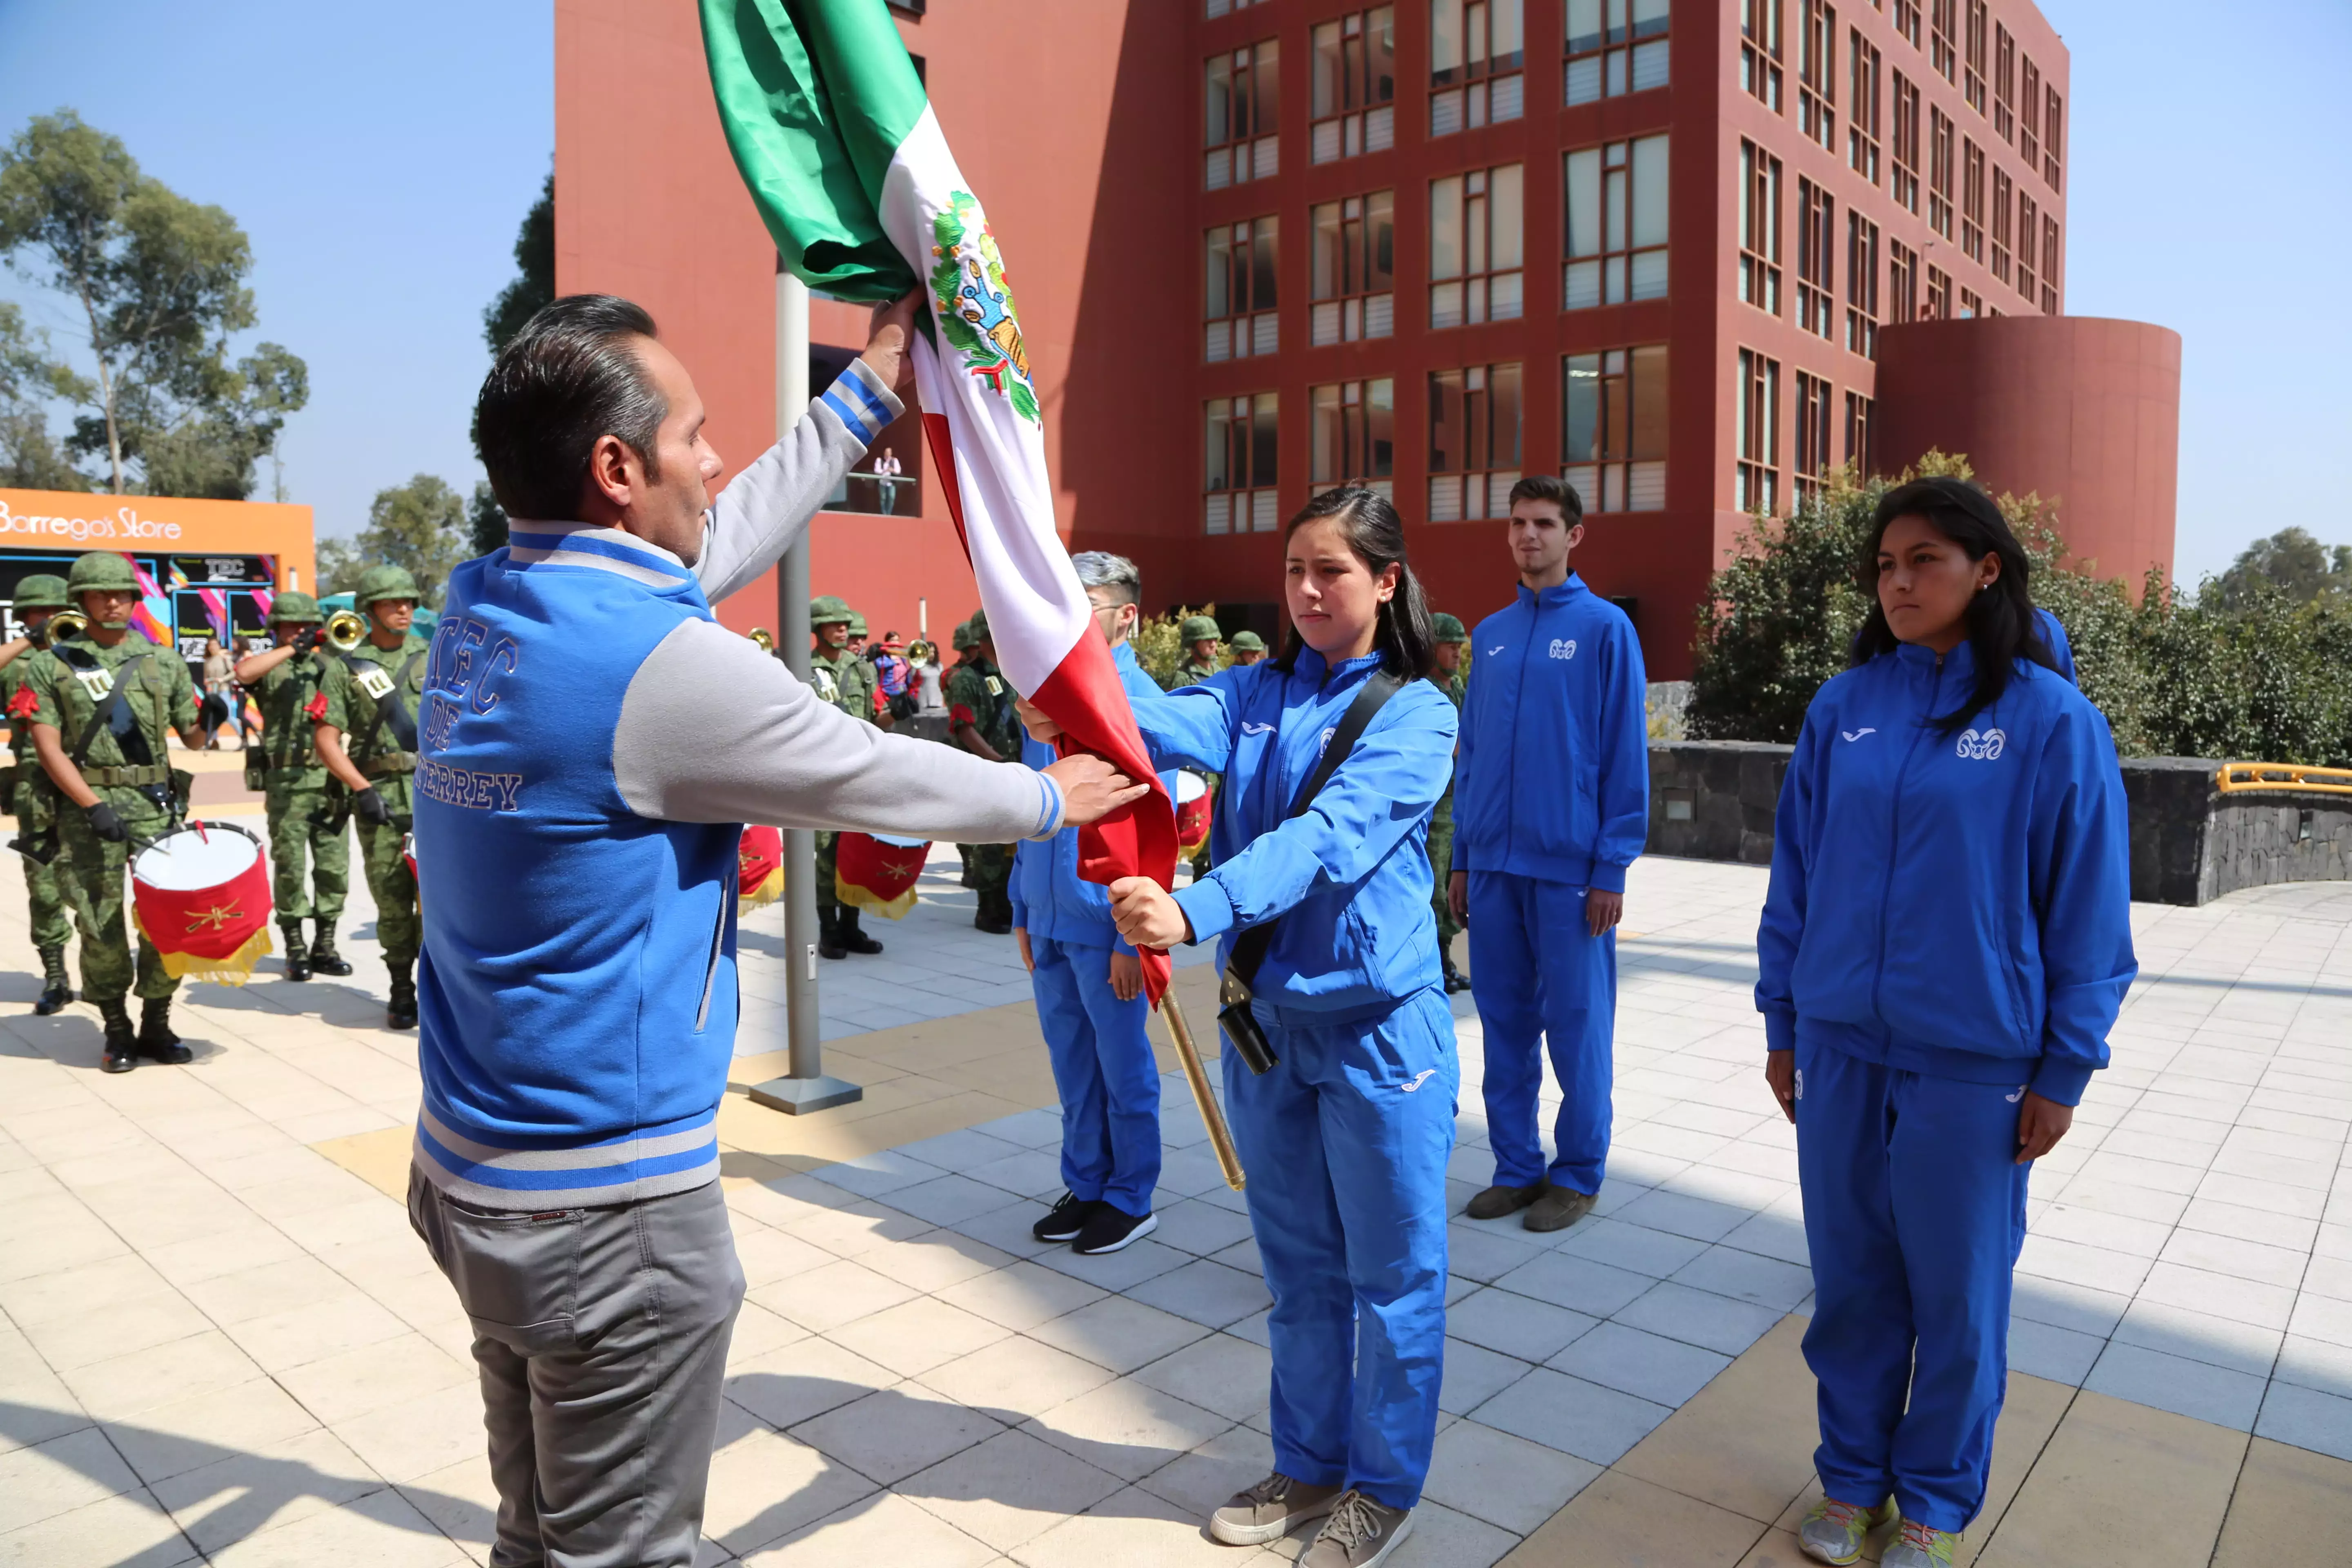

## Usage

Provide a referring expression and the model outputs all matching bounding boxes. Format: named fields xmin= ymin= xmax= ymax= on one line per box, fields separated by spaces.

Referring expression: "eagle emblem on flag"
xmin=929 ymin=191 xmax=1038 ymax=425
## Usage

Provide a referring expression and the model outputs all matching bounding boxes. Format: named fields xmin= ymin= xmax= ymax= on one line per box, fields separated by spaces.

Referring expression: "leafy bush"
xmin=1130 ymin=604 xmax=1225 ymax=690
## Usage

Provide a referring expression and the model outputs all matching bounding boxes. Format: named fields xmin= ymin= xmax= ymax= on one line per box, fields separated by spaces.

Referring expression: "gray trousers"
xmin=407 ymin=1166 xmax=746 ymax=1568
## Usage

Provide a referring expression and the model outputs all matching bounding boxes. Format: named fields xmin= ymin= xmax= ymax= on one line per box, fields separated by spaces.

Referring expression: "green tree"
xmin=467 ymin=480 xmax=508 ymax=557
xmin=0 ymin=110 xmax=307 ymax=497
xmin=0 ymin=300 xmax=83 ymax=490
xmin=483 ymin=171 xmax=553 ymax=354
xmin=322 ymin=475 xmax=470 ymax=609
xmin=2212 ymin=527 xmax=2352 ymax=610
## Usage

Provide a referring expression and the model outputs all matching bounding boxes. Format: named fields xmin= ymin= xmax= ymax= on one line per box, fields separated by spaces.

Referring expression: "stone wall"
xmin=1647 ymin=742 xmax=1792 ymax=866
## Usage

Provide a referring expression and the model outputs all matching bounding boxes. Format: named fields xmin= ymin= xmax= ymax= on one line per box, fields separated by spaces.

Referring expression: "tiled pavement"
xmin=2 ymin=829 xmax=2350 ymax=1566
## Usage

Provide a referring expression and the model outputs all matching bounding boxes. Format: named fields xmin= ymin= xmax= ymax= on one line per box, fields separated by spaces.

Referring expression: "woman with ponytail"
xmin=1757 ymin=477 xmax=2136 ymax=1568
xmin=1020 ymin=486 xmax=1457 ymax=1568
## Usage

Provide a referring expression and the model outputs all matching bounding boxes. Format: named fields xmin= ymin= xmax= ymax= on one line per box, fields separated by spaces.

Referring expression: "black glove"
xmin=353 ymin=786 xmax=392 ymax=826
xmin=86 ymin=802 xmax=127 ymax=842
xmin=292 ymin=627 xmax=320 ymax=653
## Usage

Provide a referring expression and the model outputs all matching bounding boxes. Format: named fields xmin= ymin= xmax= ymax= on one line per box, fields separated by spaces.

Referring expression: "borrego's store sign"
xmin=0 ymin=497 xmax=190 ymax=543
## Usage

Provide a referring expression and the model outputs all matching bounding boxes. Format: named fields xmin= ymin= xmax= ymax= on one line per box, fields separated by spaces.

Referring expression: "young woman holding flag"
xmin=1022 ymin=487 xmax=1457 ymax=1568
xmin=1756 ymin=477 xmax=2135 ymax=1567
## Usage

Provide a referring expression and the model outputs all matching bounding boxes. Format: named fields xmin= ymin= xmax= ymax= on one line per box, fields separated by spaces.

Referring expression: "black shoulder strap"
xmin=1227 ymin=669 xmax=1405 ymax=987
xmin=345 ymin=648 xmax=427 ymax=755
xmin=58 ymin=649 xmax=157 ymax=769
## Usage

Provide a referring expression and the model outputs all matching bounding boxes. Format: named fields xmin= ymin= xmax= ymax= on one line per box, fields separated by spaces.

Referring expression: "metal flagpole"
xmin=751 ymin=261 xmax=861 ymax=1116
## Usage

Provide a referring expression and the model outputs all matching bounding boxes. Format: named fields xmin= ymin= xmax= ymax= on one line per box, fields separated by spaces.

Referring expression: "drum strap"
xmin=56 ymin=647 xmax=158 ymax=773
xmin=343 ymin=650 xmax=426 ymax=762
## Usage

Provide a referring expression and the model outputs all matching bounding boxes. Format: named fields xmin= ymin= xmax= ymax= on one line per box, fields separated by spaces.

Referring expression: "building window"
xmin=1848 ymin=29 xmax=1881 ymax=184
xmin=1929 ymin=0 xmax=1956 ymax=82
xmin=1960 ymin=138 xmax=1984 ymax=263
xmin=1311 ymin=192 xmax=1396 ymax=345
xmin=1311 ymin=9 xmax=1397 ymax=164
xmin=1565 ymin=0 xmax=1670 ymax=105
xmin=1889 ymin=238 xmax=1918 ymax=323
xmin=1799 ymin=0 xmax=1835 ymax=152
xmin=1205 ymin=394 xmax=1279 ymax=535
xmin=1205 ymin=42 xmax=1278 ymax=189
xmin=1741 ymin=0 xmax=1782 ymax=112
xmin=1891 ymin=71 xmax=1921 ymax=213
xmin=1432 ymin=0 xmax=1523 ymax=135
xmin=1892 ymin=0 xmax=1920 ymax=49
xmin=1963 ymin=0 xmax=1987 ymax=112
xmin=1205 ymin=218 xmax=1278 ymax=363
xmin=2041 ymin=214 xmax=2060 ymax=314
xmin=2016 ymin=189 xmax=2037 ymax=301
xmin=1796 ymin=178 xmax=1834 ymax=340
xmin=1428 ymin=363 xmax=1521 ymax=522
xmin=1738 ymin=141 xmax=1782 ymax=316
xmin=1311 ymin=379 xmax=1396 ymax=495
xmin=1430 ymin=165 xmax=1523 ymax=329
xmin=2044 ymin=87 xmax=2064 ymax=190
xmin=1990 ymin=166 xmax=2012 ymax=283
xmin=1205 ymin=0 xmax=1272 ymax=15
xmin=1736 ymin=349 xmax=1780 ymax=514
xmin=1925 ymin=263 xmax=1951 ymax=319
xmin=1927 ymin=106 xmax=1954 ymax=239
xmin=1844 ymin=391 xmax=1874 ymax=476
xmin=1562 ymin=345 xmax=1667 ymax=514
xmin=1992 ymin=22 xmax=2014 ymax=140
xmin=1958 ymin=285 xmax=1981 ymax=319
xmin=2019 ymin=56 xmax=2040 ymax=170
xmin=1793 ymin=372 xmax=1833 ymax=508
xmin=1846 ymin=211 xmax=1878 ymax=358
xmin=1563 ymin=134 xmax=1668 ymax=310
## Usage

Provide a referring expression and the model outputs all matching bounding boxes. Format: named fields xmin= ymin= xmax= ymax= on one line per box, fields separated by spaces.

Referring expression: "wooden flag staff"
xmin=1157 ymin=991 xmax=1245 ymax=1192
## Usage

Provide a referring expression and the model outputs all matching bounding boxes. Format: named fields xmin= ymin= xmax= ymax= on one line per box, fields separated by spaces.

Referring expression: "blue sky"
xmin=0 ymin=0 xmax=2341 ymax=581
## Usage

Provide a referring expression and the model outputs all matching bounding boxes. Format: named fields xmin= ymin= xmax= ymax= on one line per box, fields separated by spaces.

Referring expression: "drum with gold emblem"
xmin=834 ymin=831 xmax=929 ymax=920
xmin=738 ymin=824 xmax=784 ymax=915
xmin=1174 ymin=770 xmax=1215 ymax=851
xmin=131 ymin=822 xmax=274 ymax=984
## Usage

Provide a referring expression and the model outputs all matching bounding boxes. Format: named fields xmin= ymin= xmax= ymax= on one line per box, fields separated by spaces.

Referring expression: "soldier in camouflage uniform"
xmin=944 ymin=609 xmax=1022 ymax=933
xmin=232 ymin=591 xmax=353 ymax=984
xmin=1428 ymin=612 xmax=1472 ymax=993
xmin=1170 ymin=615 xmax=1224 ymax=881
xmin=1227 ymin=628 xmax=1267 ymax=666
xmin=315 ymin=566 xmax=430 ymax=1029
xmin=808 ymin=594 xmax=887 ymax=959
xmin=2 ymin=574 xmax=76 ymax=1013
xmin=23 ymin=552 xmax=210 ymax=1070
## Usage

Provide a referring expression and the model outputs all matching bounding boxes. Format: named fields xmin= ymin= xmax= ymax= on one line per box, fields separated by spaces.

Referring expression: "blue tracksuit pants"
xmin=1223 ymin=986 xmax=1457 ymax=1510
xmin=1795 ymin=1032 xmax=2033 ymax=1532
xmin=1030 ymin=935 xmax=1161 ymax=1217
xmin=1467 ymin=870 xmax=1616 ymax=1194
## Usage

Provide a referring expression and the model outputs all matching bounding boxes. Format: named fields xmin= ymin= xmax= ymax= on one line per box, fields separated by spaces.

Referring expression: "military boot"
xmin=817 ymin=909 xmax=849 ymax=961
xmin=387 ymin=961 xmax=419 ymax=1030
xmin=33 ymin=946 xmax=74 ymax=1015
xmin=98 ymin=1001 xmax=137 ymax=1074
xmin=308 ymin=919 xmax=353 ymax=978
xmin=138 ymin=998 xmax=192 ymax=1064
xmin=836 ymin=907 xmax=885 ymax=956
xmin=974 ymin=891 xmax=1013 ymax=936
xmin=280 ymin=922 xmax=312 ymax=982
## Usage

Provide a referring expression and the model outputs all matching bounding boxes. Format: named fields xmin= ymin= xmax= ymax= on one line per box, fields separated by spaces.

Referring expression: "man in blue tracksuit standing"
xmin=1013 ymin=551 xmax=1180 ymax=1257
xmin=1451 ymin=475 xmax=1649 ymax=1233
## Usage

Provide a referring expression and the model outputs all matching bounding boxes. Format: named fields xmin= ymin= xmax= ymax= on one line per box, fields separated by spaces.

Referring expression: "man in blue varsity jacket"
xmin=1450 ymin=475 xmax=1650 ymax=1235
xmin=411 ymin=293 xmax=1144 ymax=1568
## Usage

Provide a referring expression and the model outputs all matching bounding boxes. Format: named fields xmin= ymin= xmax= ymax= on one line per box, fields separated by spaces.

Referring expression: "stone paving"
xmin=1 ymin=827 xmax=2349 ymax=1566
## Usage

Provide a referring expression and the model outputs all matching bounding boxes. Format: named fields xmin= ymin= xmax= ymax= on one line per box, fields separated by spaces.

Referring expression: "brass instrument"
xmin=748 ymin=627 xmax=775 ymax=651
xmin=903 ymin=638 xmax=935 ymax=665
xmin=33 ymin=609 xmax=87 ymax=649
xmin=323 ymin=610 xmax=368 ymax=653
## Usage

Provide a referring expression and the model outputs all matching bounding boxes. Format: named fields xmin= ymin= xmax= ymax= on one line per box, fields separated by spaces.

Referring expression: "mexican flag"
xmin=700 ymin=0 xmax=1180 ymax=1000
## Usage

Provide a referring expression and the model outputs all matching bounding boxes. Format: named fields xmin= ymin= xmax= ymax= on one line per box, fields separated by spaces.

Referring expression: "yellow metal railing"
xmin=2216 ymin=763 xmax=2352 ymax=797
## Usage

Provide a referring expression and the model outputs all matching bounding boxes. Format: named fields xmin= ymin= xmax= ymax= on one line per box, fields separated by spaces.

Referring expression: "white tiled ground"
xmin=1 ymin=854 xmax=2348 ymax=1565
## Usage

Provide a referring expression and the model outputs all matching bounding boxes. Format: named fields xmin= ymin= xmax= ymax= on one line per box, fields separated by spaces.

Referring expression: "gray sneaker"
xmin=1523 ymin=1185 xmax=1598 ymax=1232
xmin=1301 ymin=1490 xmax=1413 ymax=1567
xmin=1207 ymin=1472 xmax=1341 ymax=1546
xmin=1797 ymin=1497 xmax=1895 ymax=1564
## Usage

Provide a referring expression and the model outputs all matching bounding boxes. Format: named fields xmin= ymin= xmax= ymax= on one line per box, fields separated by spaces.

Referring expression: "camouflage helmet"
xmin=1179 ymin=615 xmax=1221 ymax=644
xmin=354 ymin=564 xmax=422 ymax=608
xmin=810 ymin=594 xmax=854 ymax=629
xmin=269 ymin=590 xmax=324 ymax=625
xmin=967 ymin=608 xmax=991 ymax=642
xmin=66 ymin=552 xmax=140 ymax=594
xmin=12 ymin=573 xmax=69 ymax=612
xmin=1228 ymin=629 xmax=1266 ymax=653
xmin=846 ymin=612 xmax=869 ymax=638
xmin=1432 ymin=612 xmax=1469 ymax=643
xmin=951 ymin=620 xmax=977 ymax=652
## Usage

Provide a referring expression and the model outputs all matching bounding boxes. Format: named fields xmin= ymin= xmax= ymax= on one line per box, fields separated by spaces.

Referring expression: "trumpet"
xmin=748 ymin=627 xmax=775 ymax=651
xmin=33 ymin=609 xmax=87 ymax=649
xmin=323 ymin=610 xmax=368 ymax=653
xmin=903 ymin=638 xmax=935 ymax=665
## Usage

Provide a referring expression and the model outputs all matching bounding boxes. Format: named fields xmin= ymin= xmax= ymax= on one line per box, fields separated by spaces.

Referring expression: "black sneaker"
xmin=1073 ymin=1204 xmax=1157 ymax=1255
xmin=1033 ymin=1191 xmax=1099 ymax=1243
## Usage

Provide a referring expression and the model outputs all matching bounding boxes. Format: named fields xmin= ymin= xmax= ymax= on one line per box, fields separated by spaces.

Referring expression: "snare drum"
xmin=1174 ymin=770 xmax=1215 ymax=851
xmin=131 ymin=822 xmax=274 ymax=984
xmin=738 ymin=825 xmax=784 ymax=915
xmin=835 ymin=831 xmax=929 ymax=920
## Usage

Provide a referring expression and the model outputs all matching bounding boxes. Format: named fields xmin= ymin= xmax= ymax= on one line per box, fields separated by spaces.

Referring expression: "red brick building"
xmin=555 ymin=0 xmax=2175 ymax=677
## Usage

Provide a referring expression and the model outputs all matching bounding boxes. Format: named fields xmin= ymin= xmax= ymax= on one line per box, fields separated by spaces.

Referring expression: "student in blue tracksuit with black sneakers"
xmin=1450 ymin=474 xmax=1650 ymax=1234
xmin=1013 ymin=550 xmax=1181 ymax=1258
xmin=1757 ymin=477 xmax=2135 ymax=1568
xmin=1021 ymin=487 xmax=1457 ymax=1568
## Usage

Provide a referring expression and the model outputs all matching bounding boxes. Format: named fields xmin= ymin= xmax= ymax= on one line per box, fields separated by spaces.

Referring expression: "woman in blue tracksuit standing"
xmin=1021 ymin=487 xmax=1456 ymax=1568
xmin=1756 ymin=477 xmax=2136 ymax=1568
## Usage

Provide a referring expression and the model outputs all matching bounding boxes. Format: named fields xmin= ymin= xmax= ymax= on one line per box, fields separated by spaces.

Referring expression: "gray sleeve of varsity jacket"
xmin=694 ymin=357 xmax=904 ymax=605
xmin=611 ymin=619 xmax=1066 ymax=843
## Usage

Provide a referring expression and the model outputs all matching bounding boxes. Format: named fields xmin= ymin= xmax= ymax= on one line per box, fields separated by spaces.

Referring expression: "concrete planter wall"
xmin=1645 ymin=742 xmax=2352 ymax=906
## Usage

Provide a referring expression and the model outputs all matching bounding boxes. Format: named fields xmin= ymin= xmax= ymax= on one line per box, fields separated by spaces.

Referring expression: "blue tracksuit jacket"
xmin=1755 ymin=641 xmax=2137 ymax=1105
xmin=1454 ymin=575 xmax=1650 ymax=892
xmin=2035 ymin=608 xmax=2076 ymax=682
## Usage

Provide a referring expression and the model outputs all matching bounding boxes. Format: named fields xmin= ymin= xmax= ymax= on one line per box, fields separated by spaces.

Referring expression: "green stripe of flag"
xmin=699 ymin=0 xmax=928 ymax=301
